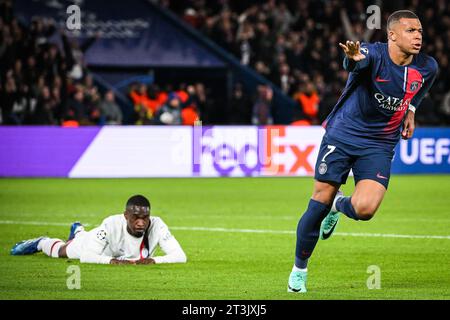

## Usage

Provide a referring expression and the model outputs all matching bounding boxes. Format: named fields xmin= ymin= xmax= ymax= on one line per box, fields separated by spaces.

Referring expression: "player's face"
xmin=125 ymin=208 xmax=150 ymax=237
xmin=392 ymin=18 xmax=423 ymax=55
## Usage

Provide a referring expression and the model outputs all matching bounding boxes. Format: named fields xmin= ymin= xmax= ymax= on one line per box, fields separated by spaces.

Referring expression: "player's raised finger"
xmin=339 ymin=43 xmax=348 ymax=53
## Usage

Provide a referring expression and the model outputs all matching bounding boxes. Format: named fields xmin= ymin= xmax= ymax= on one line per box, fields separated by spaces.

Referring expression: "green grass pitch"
xmin=0 ymin=176 xmax=449 ymax=300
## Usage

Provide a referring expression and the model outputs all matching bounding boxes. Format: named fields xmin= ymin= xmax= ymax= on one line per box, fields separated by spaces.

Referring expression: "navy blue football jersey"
xmin=325 ymin=42 xmax=438 ymax=150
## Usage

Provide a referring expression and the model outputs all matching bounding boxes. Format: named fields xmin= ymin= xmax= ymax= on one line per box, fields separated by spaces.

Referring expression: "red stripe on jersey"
xmin=385 ymin=67 xmax=423 ymax=133
xmin=140 ymin=239 xmax=145 ymax=260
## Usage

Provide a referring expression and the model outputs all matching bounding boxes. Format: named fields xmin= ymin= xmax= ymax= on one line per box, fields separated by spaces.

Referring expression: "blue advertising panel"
xmin=392 ymin=128 xmax=450 ymax=174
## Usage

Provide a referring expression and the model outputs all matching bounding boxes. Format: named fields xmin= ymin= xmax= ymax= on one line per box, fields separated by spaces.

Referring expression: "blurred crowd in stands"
xmin=2 ymin=0 xmax=450 ymax=126
xmin=128 ymin=82 xmax=205 ymax=125
xmin=168 ymin=0 xmax=450 ymax=126
xmin=0 ymin=0 xmax=110 ymax=126
xmin=0 ymin=0 xmax=217 ymax=126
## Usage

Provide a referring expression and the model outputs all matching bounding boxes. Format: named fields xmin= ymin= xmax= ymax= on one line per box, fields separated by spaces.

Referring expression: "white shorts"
xmin=65 ymin=231 xmax=88 ymax=259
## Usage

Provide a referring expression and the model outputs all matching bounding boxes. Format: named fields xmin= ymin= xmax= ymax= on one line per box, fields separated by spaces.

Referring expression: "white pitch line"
xmin=171 ymin=227 xmax=450 ymax=240
xmin=0 ymin=220 xmax=92 ymax=227
xmin=332 ymin=232 xmax=450 ymax=240
xmin=171 ymin=226 xmax=294 ymax=234
xmin=0 ymin=220 xmax=449 ymax=240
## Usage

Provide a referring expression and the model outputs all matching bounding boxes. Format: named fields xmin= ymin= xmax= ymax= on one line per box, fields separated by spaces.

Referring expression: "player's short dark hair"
xmin=126 ymin=195 xmax=150 ymax=209
xmin=387 ymin=10 xmax=420 ymax=30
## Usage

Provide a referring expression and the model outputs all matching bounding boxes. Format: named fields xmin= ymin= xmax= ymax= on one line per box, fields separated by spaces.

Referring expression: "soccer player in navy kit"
xmin=288 ymin=10 xmax=438 ymax=293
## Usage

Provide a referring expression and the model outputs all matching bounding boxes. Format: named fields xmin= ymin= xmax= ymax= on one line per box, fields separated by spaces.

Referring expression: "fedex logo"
xmin=261 ymin=126 xmax=316 ymax=176
xmin=192 ymin=126 xmax=322 ymax=177
xmin=192 ymin=126 xmax=260 ymax=176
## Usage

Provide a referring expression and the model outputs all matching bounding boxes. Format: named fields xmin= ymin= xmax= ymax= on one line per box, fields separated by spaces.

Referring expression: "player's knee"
xmin=311 ymin=192 xmax=333 ymax=206
xmin=58 ymin=244 xmax=68 ymax=258
xmin=356 ymin=211 xmax=375 ymax=221
xmin=353 ymin=200 xmax=378 ymax=221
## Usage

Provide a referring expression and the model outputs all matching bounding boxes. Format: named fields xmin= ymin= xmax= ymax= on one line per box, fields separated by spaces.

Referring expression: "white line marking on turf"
xmin=332 ymin=232 xmax=450 ymax=240
xmin=171 ymin=226 xmax=293 ymax=234
xmin=170 ymin=227 xmax=450 ymax=240
xmin=1 ymin=220 xmax=449 ymax=240
xmin=0 ymin=220 xmax=92 ymax=227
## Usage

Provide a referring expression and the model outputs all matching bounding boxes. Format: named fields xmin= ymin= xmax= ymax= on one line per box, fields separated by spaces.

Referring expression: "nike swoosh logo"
xmin=322 ymin=221 xmax=338 ymax=240
xmin=288 ymin=285 xmax=302 ymax=293
xmin=375 ymin=76 xmax=390 ymax=82
xmin=376 ymin=172 xmax=388 ymax=180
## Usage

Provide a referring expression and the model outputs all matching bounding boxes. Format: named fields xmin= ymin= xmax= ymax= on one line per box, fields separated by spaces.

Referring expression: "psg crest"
xmin=318 ymin=162 xmax=328 ymax=175
xmin=410 ymin=81 xmax=420 ymax=92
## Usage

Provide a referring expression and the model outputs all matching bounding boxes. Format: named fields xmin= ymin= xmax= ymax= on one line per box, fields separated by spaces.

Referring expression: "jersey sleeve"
xmin=343 ymin=42 xmax=377 ymax=72
xmin=79 ymin=218 xmax=114 ymax=264
xmin=151 ymin=219 xmax=187 ymax=264
xmin=410 ymin=57 xmax=439 ymax=110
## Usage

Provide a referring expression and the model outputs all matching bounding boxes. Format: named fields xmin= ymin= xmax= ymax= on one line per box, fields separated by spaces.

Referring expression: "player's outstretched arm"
xmin=339 ymin=40 xmax=366 ymax=61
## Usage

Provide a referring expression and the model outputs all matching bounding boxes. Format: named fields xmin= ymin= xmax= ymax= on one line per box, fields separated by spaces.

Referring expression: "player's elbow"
xmin=177 ymin=251 xmax=187 ymax=263
xmin=155 ymin=250 xmax=187 ymax=264
xmin=174 ymin=250 xmax=187 ymax=263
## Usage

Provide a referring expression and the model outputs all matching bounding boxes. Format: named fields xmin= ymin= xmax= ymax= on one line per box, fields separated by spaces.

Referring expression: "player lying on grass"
xmin=288 ymin=10 xmax=438 ymax=293
xmin=11 ymin=195 xmax=187 ymax=265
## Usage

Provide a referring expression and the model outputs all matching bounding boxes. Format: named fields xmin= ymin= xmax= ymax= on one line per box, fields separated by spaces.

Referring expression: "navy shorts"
xmin=314 ymin=133 xmax=394 ymax=189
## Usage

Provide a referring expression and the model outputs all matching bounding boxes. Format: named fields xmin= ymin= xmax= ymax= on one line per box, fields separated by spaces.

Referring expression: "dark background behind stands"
xmin=1 ymin=0 xmax=449 ymax=126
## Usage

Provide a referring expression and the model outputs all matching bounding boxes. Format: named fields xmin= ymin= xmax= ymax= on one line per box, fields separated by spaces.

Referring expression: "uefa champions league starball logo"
xmin=96 ymin=230 xmax=107 ymax=241
xmin=360 ymin=47 xmax=369 ymax=55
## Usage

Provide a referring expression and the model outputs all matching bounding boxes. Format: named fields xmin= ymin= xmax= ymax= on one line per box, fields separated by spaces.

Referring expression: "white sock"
xmin=292 ymin=265 xmax=307 ymax=272
xmin=332 ymin=194 xmax=344 ymax=212
xmin=38 ymin=238 xmax=65 ymax=258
